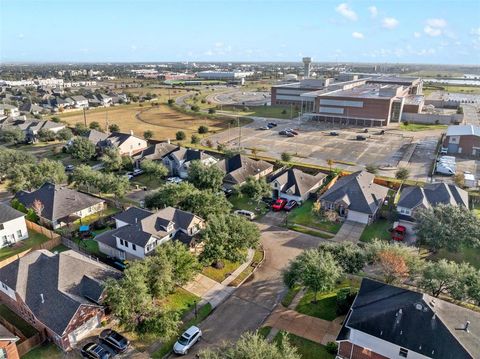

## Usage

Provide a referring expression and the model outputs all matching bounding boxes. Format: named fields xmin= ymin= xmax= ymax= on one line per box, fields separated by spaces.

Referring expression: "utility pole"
xmin=105 ymin=107 xmax=109 ymax=133
xmin=83 ymin=107 xmax=87 ymax=127
xmin=237 ymin=116 xmax=241 ymax=151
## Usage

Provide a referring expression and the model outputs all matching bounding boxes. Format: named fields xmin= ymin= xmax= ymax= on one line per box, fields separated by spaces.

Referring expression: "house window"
xmin=399 ymin=348 xmax=408 ymax=357
xmin=132 ymin=244 xmax=136 ymax=251
xmin=17 ymin=230 xmax=22 ymax=238
xmin=120 ymin=239 xmax=124 ymax=246
xmin=0 ymin=224 xmax=4 ymax=230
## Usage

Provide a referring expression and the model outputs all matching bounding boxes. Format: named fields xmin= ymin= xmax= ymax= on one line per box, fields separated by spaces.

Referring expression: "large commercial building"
xmin=196 ymin=71 xmax=254 ymax=80
xmin=271 ymin=76 xmax=424 ymax=126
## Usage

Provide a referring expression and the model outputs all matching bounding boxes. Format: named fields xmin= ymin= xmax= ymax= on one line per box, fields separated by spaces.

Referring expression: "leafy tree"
xmin=145 ymin=182 xmax=197 ymax=209
xmin=181 ymin=189 xmax=232 ymax=219
xmin=74 ymin=122 xmax=90 ymax=136
xmin=101 ymin=147 xmax=123 ymax=172
xmin=281 ymin=152 xmax=292 ymax=162
xmin=0 ymin=147 xmax=35 ymax=176
xmin=187 ymin=160 xmax=224 ymax=191
xmin=419 ymin=260 xmax=459 ymax=297
xmin=160 ymin=241 xmax=200 ymax=287
xmin=365 ymin=164 xmax=378 ymax=174
xmin=456 ymin=106 xmax=464 ymax=115
xmin=198 ymin=125 xmax=209 ymax=134
xmin=414 ymin=204 xmax=480 ymax=252
xmin=140 ymin=159 xmax=168 ymax=180
xmin=56 ymin=128 xmax=73 ymax=141
xmin=201 ymin=213 xmax=260 ymax=268
xmin=8 ymin=159 xmax=67 ymax=192
xmin=208 ymin=108 xmax=216 ymax=114
xmin=69 ymin=137 xmax=96 ymax=162
xmin=108 ymin=124 xmax=120 ymax=132
xmin=176 ymin=131 xmax=186 ymax=141
xmin=191 ymin=134 xmax=200 ymax=144
xmin=377 ymin=250 xmax=409 ymax=284
xmin=0 ymin=127 xmax=25 ymax=144
xmin=317 ymin=242 xmax=366 ymax=274
xmin=72 ymin=165 xmax=130 ymax=197
xmin=191 ymin=105 xmax=200 ymax=112
xmin=395 ymin=167 xmax=409 ymax=181
xmin=100 ymin=172 xmax=130 ymax=198
xmin=89 ymin=121 xmax=102 ymax=131
xmin=283 ymin=250 xmax=343 ymax=302
xmin=37 ymin=129 xmax=56 ymax=142
xmin=199 ymin=332 xmax=300 ymax=359
xmin=143 ymin=130 xmax=154 ymax=141
xmin=240 ymin=177 xmax=271 ymax=205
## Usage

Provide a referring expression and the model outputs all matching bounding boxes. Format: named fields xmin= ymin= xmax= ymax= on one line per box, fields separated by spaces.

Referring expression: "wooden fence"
xmin=0 ymin=316 xmax=45 ymax=356
xmin=26 ymin=220 xmax=60 ymax=240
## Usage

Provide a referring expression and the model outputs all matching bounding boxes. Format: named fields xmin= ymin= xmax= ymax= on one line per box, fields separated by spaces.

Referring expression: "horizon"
xmin=1 ymin=0 xmax=480 ymax=65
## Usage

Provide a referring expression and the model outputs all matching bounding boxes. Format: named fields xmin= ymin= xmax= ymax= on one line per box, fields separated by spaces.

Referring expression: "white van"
xmin=436 ymin=164 xmax=456 ymax=176
xmin=233 ymin=209 xmax=256 ymax=220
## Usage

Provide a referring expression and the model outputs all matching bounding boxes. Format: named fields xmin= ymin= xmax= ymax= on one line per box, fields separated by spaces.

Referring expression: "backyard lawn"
xmin=0 ymin=230 xmax=51 ymax=261
xmin=359 ymin=219 xmax=392 ymax=243
xmin=71 ymin=207 xmax=120 ymax=230
xmin=429 ymin=246 xmax=480 ymax=269
xmin=229 ymin=193 xmax=268 ymax=217
xmin=0 ymin=304 xmax=37 ymax=338
xmin=22 ymin=342 xmax=82 ymax=359
xmin=288 ymin=200 xmax=342 ymax=234
xmin=275 ymin=332 xmax=334 ymax=359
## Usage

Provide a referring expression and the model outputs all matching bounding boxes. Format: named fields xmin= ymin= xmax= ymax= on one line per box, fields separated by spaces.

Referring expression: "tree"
xmin=181 ymin=189 xmax=232 ymax=219
xmin=143 ymin=130 xmax=154 ymax=141
xmin=140 ymin=159 xmax=168 ymax=180
xmin=201 ymin=213 xmax=260 ymax=268
xmin=187 ymin=160 xmax=224 ymax=191
xmin=377 ymin=250 xmax=409 ymax=284
xmin=199 ymin=332 xmax=300 ymax=359
xmin=0 ymin=147 xmax=35 ymax=176
xmin=419 ymin=260 xmax=459 ymax=297
xmin=176 ymin=131 xmax=186 ymax=141
xmin=191 ymin=134 xmax=200 ymax=144
xmin=109 ymin=124 xmax=120 ymax=132
xmin=317 ymin=242 xmax=366 ymax=274
xmin=395 ymin=167 xmax=409 ymax=181
xmin=71 ymin=165 xmax=130 ymax=198
xmin=281 ymin=152 xmax=292 ymax=162
xmin=454 ymin=172 xmax=465 ymax=187
xmin=0 ymin=127 xmax=25 ymax=145
xmin=160 ymin=241 xmax=201 ymax=287
xmin=167 ymin=99 xmax=175 ymax=105
xmin=198 ymin=125 xmax=209 ymax=134
xmin=145 ymin=182 xmax=197 ymax=209
xmin=101 ymin=147 xmax=123 ymax=172
xmin=8 ymin=158 xmax=67 ymax=192
xmin=240 ymin=177 xmax=271 ymax=205
xmin=74 ymin=122 xmax=90 ymax=136
xmin=37 ymin=129 xmax=56 ymax=142
xmin=89 ymin=121 xmax=102 ymax=131
xmin=191 ymin=105 xmax=200 ymax=112
xmin=208 ymin=108 xmax=216 ymax=114
xmin=69 ymin=137 xmax=96 ymax=162
xmin=456 ymin=106 xmax=464 ymax=115
xmin=56 ymin=128 xmax=73 ymax=141
xmin=365 ymin=164 xmax=378 ymax=174
xmin=283 ymin=250 xmax=343 ymax=302
xmin=414 ymin=204 xmax=480 ymax=252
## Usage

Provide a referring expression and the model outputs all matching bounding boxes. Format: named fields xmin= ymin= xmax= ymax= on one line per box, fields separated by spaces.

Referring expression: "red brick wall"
xmin=314 ymin=96 xmax=393 ymax=121
xmin=0 ymin=340 xmax=19 ymax=359
xmin=337 ymin=341 xmax=389 ymax=359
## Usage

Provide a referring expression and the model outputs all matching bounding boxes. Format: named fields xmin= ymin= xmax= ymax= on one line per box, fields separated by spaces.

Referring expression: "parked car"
xmin=234 ymin=209 xmax=256 ymax=220
xmin=167 ymin=176 xmax=183 ymax=184
xmin=391 ymin=225 xmax=406 ymax=241
xmin=99 ymin=329 xmax=130 ymax=353
xmin=81 ymin=343 xmax=111 ymax=359
xmin=279 ymin=130 xmax=288 ymax=136
xmin=272 ymin=198 xmax=287 ymax=211
xmin=258 ymin=126 xmax=270 ymax=130
xmin=286 ymin=132 xmax=295 ymax=137
xmin=440 ymin=147 xmax=448 ymax=155
xmin=268 ymin=122 xmax=278 ymax=127
xmin=285 ymin=128 xmax=299 ymax=135
xmin=173 ymin=326 xmax=202 ymax=355
xmin=132 ymin=168 xmax=144 ymax=176
xmin=356 ymin=135 xmax=367 ymax=141
xmin=284 ymin=200 xmax=298 ymax=211
xmin=330 ymin=131 xmax=339 ymax=136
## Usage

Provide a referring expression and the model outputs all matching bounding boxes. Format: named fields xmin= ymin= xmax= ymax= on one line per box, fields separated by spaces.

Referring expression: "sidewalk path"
xmin=182 ymin=248 xmax=255 ymax=308
xmin=263 ymin=306 xmax=342 ymax=345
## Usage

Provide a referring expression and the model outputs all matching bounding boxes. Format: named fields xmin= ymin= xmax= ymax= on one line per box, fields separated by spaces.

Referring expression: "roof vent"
xmin=40 ymin=293 xmax=44 ymax=304
xmin=415 ymin=303 xmax=423 ymax=311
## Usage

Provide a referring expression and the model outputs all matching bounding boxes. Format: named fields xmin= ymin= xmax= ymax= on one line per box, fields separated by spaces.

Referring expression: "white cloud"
xmin=335 ymin=3 xmax=357 ymax=21
xmin=382 ymin=17 xmax=399 ymax=29
xmin=368 ymin=6 xmax=378 ymax=18
xmin=471 ymin=27 xmax=480 ymax=37
xmin=426 ymin=18 xmax=447 ymax=28
xmin=424 ymin=25 xmax=442 ymax=37
xmin=413 ymin=32 xmax=421 ymax=38
xmin=214 ymin=42 xmax=223 ymax=48
xmin=352 ymin=31 xmax=364 ymax=39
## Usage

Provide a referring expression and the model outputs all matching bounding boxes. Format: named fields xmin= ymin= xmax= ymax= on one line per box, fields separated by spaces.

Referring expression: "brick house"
xmin=216 ymin=154 xmax=274 ymax=189
xmin=443 ymin=125 xmax=480 ymax=157
xmin=0 ymin=250 xmax=119 ymax=351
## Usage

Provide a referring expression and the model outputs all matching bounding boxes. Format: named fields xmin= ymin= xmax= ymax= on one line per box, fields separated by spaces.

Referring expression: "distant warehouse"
xmin=196 ymin=71 xmax=254 ymax=80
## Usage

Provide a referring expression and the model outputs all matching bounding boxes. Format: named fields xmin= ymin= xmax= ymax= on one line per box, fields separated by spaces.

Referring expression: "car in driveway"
xmin=272 ymin=198 xmax=287 ymax=211
xmin=173 ymin=326 xmax=202 ymax=355
xmin=167 ymin=176 xmax=183 ymax=184
xmin=99 ymin=329 xmax=129 ymax=353
xmin=234 ymin=209 xmax=256 ymax=220
xmin=81 ymin=342 xmax=112 ymax=359
xmin=284 ymin=200 xmax=298 ymax=211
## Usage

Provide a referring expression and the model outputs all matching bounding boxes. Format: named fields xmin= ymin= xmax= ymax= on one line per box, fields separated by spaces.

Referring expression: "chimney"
xmin=464 ymin=321 xmax=470 ymax=332
xmin=167 ymin=138 xmax=171 ymax=144
xmin=130 ymin=130 xmax=134 ymax=135
xmin=40 ymin=293 xmax=44 ymax=304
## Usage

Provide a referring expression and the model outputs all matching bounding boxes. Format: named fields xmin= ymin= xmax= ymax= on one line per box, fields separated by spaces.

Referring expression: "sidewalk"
xmin=182 ymin=248 xmax=255 ymax=308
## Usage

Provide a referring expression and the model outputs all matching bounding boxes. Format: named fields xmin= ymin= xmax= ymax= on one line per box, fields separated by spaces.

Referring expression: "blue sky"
xmin=1 ymin=0 xmax=480 ymax=64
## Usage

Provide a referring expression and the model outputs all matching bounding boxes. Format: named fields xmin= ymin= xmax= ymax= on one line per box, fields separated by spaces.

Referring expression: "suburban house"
xmin=336 ymin=278 xmax=479 ymax=359
xmin=0 ymin=117 xmax=65 ymax=142
xmin=83 ymin=129 xmax=109 ymax=146
xmin=96 ymin=94 xmax=112 ymax=106
xmin=95 ymin=206 xmax=205 ymax=260
xmin=0 ymin=324 xmax=20 ymax=359
xmin=134 ymin=142 xmax=178 ymax=164
xmin=397 ymin=182 xmax=469 ymax=221
xmin=98 ymin=131 xmax=148 ymax=156
xmin=0 ymin=104 xmax=19 ymax=117
xmin=71 ymin=95 xmax=89 ymax=109
xmin=269 ymin=168 xmax=327 ymax=202
xmin=19 ymin=103 xmax=44 ymax=115
xmin=0 ymin=250 xmax=119 ymax=351
xmin=14 ymin=182 xmax=105 ymax=229
xmin=163 ymin=147 xmax=218 ymax=178
xmin=443 ymin=125 xmax=480 ymax=157
xmin=0 ymin=203 xmax=28 ymax=249
xmin=216 ymin=154 xmax=274 ymax=189
xmin=319 ymin=171 xmax=389 ymax=224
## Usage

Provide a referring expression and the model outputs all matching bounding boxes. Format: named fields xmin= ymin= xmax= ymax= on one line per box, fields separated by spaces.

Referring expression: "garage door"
xmin=448 ymin=143 xmax=459 ymax=153
xmin=347 ymin=211 xmax=369 ymax=224
xmin=68 ymin=315 xmax=100 ymax=346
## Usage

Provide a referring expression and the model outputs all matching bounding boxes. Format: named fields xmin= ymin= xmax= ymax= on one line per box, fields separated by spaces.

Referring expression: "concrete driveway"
xmin=181 ymin=222 xmax=323 ymax=357
xmin=333 ymin=221 xmax=366 ymax=243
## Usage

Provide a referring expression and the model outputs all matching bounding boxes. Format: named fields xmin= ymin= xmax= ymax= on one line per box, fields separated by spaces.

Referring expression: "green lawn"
xmin=281 ymin=285 xmax=302 ymax=307
xmin=75 ymin=238 xmax=102 ymax=256
xmin=221 ymin=105 xmax=300 ymax=120
xmin=399 ymin=123 xmax=448 ymax=132
xmin=161 ymin=288 xmax=200 ymax=315
xmin=202 ymin=259 xmax=242 ymax=283
xmin=288 ymin=200 xmax=342 ymax=234
xmin=50 ymin=244 xmax=70 ymax=253
xmin=359 ymin=219 xmax=392 ymax=243
xmin=0 ymin=304 xmax=37 ymax=338
xmin=295 ymin=279 xmax=360 ymax=321
xmin=287 ymin=224 xmax=335 ymax=239
xmin=21 ymin=342 xmax=80 ymax=359
xmin=0 ymin=230 xmax=51 ymax=261
xmin=275 ymin=333 xmax=334 ymax=359
xmin=229 ymin=194 xmax=268 ymax=217
xmin=258 ymin=326 xmax=272 ymax=338
xmin=131 ymin=174 xmax=165 ymax=190
xmin=429 ymin=246 xmax=480 ymax=269
xmin=70 ymin=207 xmax=120 ymax=230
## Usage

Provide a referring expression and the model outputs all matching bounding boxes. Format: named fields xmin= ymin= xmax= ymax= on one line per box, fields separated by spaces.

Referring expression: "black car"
xmin=284 ymin=200 xmax=298 ymax=211
xmin=81 ymin=342 xmax=111 ymax=359
xmin=279 ymin=130 xmax=288 ymax=135
xmin=330 ymin=131 xmax=339 ymax=136
xmin=356 ymin=135 xmax=367 ymax=141
xmin=99 ymin=329 xmax=129 ymax=353
xmin=268 ymin=122 xmax=278 ymax=127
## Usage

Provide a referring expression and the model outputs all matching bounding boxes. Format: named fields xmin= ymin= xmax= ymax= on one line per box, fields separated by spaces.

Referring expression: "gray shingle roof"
xmin=338 ymin=278 xmax=479 ymax=359
xmin=319 ymin=171 xmax=388 ymax=214
xmin=269 ymin=168 xmax=326 ymax=197
xmin=84 ymin=129 xmax=109 ymax=145
xmin=0 ymin=250 xmax=119 ymax=336
xmin=136 ymin=143 xmax=178 ymax=161
xmin=14 ymin=183 xmax=104 ymax=222
xmin=216 ymin=154 xmax=273 ymax=185
xmin=0 ymin=203 xmax=25 ymax=224
xmin=398 ymin=183 xmax=468 ymax=210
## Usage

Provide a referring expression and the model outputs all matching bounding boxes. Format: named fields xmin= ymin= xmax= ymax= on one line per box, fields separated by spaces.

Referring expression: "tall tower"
xmin=302 ymin=57 xmax=312 ymax=78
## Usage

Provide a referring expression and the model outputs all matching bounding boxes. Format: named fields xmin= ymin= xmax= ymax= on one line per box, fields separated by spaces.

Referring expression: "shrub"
xmin=281 ymin=109 xmax=287 ymax=115
xmin=198 ymin=125 xmax=209 ymax=134
xmin=208 ymin=108 xmax=216 ymax=114
xmin=167 ymin=99 xmax=174 ymax=105
xmin=191 ymin=105 xmax=200 ymax=112
xmin=176 ymin=131 xmax=186 ymax=141
xmin=325 ymin=342 xmax=338 ymax=354
xmin=336 ymin=287 xmax=357 ymax=315
xmin=191 ymin=134 xmax=200 ymax=144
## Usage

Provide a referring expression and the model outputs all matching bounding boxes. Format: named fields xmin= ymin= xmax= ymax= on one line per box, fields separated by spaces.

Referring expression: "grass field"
xmin=160 ymin=287 xmax=200 ymax=314
xmin=0 ymin=230 xmax=51 ymax=261
xmin=22 ymin=342 xmax=81 ymax=359
xmin=202 ymin=258 xmax=242 ymax=283
xmin=275 ymin=332 xmax=334 ymax=359
xmin=399 ymin=123 xmax=448 ymax=132
xmin=221 ymin=105 xmax=300 ymax=120
xmin=359 ymin=219 xmax=392 ymax=243
xmin=288 ymin=200 xmax=342 ymax=234
xmin=423 ymin=84 xmax=480 ymax=96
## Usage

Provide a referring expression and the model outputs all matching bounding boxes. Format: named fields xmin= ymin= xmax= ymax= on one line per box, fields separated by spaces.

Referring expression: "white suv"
xmin=173 ymin=326 xmax=202 ymax=355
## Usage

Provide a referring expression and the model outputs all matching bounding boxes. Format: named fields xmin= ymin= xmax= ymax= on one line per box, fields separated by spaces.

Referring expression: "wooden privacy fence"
xmin=25 ymin=220 xmax=60 ymax=240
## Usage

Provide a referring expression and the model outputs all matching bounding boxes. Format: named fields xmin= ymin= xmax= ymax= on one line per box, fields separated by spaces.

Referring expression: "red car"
xmin=272 ymin=198 xmax=287 ymax=211
xmin=391 ymin=225 xmax=406 ymax=241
